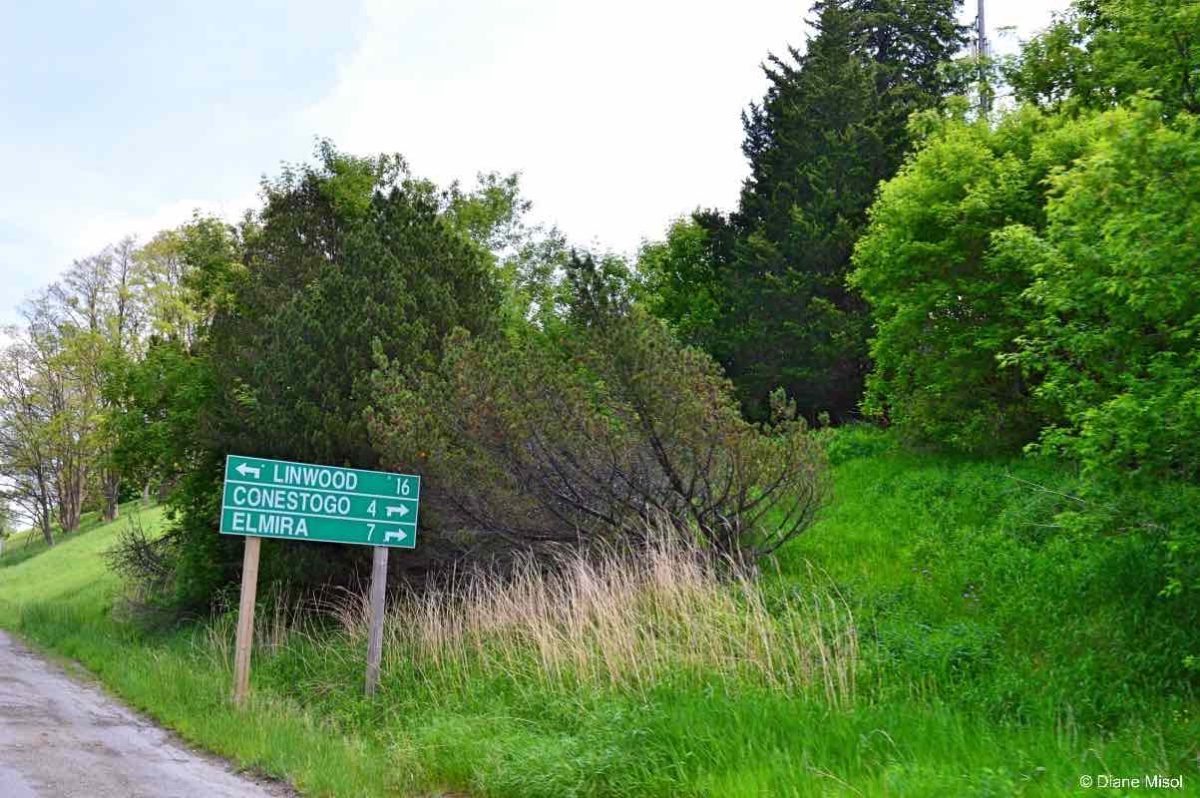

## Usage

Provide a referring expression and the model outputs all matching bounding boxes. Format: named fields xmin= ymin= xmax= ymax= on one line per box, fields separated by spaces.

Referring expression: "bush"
xmin=105 ymin=510 xmax=187 ymax=627
xmin=370 ymin=254 xmax=828 ymax=564
xmin=1010 ymin=102 xmax=1200 ymax=482
xmin=849 ymin=106 xmax=1084 ymax=451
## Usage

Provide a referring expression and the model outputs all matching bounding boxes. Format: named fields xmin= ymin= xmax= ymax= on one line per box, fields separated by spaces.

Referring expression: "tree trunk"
xmin=102 ymin=470 xmax=120 ymax=522
xmin=40 ymin=496 xmax=54 ymax=548
xmin=52 ymin=413 xmax=81 ymax=532
xmin=58 ymin=478 xmax=82 ymax=533
xmin=142 ymin=480 xmax=152 ymax=507
xmin=33 ymin=470 xmax=55 ymax=547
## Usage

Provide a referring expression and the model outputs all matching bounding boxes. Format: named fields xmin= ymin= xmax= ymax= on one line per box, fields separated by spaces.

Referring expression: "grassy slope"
xmin=0 ymin=506 xmax=400 ymax=796
xmin=0 ymin=507 xmax=116 ymax=570
xmin=1 ymin=436 xmax=1197 ymax=796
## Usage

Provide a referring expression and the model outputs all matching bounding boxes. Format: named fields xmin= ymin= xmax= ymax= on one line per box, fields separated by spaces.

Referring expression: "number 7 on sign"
xmin=366 ymin=523 xmax=375 ymax=542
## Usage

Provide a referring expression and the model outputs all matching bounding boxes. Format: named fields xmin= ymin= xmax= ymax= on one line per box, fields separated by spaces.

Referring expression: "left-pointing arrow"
xmin=236 ymin=462 xmax=261 ymax=479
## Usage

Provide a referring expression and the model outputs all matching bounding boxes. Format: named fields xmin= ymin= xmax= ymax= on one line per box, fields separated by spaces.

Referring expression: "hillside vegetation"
xmin=1 ymin=0 xmax=1197 ymax=794
xmin=2 ymin=432 xmax=1195 ymax=796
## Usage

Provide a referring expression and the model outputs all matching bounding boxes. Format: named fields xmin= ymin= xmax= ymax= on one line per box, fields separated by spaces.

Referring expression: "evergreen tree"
xmin=644 ymin=1 xmax=965 ymax=421
xmin=165 ymin=143 xmax=504 ymax=607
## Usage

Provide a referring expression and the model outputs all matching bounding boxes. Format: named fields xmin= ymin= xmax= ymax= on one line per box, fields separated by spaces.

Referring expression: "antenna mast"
xmin=976 ymin=0 xmax=992 ymax=115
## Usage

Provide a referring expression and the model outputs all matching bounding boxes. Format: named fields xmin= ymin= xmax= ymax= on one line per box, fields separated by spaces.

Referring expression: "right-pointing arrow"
xmin=385 ymin=505 xmax=410 ymax=519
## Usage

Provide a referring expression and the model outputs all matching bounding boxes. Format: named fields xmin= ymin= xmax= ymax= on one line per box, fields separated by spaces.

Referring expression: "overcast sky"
xmin=0 ymin=0 xmax=1070 ymax=326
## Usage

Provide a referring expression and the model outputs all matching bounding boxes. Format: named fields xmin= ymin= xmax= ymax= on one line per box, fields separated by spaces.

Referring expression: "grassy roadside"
xmin=2 ymin=431 xmax=1198 ymax=796
xmin=0 ymin=505 xmax=399 ymax=795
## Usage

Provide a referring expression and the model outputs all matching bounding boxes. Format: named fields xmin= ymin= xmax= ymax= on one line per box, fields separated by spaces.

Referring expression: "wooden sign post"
xmin=219 ymin=455 xmax=420 ymax=704
xmin=364 ymin=545 xmax=389 ymax=695
xmin=232 ymin=535 xmax=261 ymax=706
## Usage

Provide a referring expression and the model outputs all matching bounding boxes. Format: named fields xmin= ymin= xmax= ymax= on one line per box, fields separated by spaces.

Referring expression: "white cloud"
xmin=303 ymin=0 xmax=1070 ymax=256
xmin=303 ymin=0 xmax=805 ymax=254
xmin=2 ymin=0 xmax=1073 ymax=323
xmin=60 ymin=192 xmax=258 ymax=260
xmin=0 ymin=188 xmax=257 ymax=318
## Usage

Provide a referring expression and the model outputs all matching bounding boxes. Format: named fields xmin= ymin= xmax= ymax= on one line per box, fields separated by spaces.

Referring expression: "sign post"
xmin=365 ymin=545 xmax=388 ymax=695
xmin=220 ymin=455 xmax=420 ymax=702
xmin=232 ymin=535 xmax=260 ymax=706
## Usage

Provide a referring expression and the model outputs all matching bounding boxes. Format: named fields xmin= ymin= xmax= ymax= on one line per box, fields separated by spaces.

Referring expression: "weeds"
xmin=5 ymin=435 xmax=1200 ymax=796
xmin=378 ymin=536 xmax=856 ymax=705
xmin=230 ymin=530 xmax=858 ymax=709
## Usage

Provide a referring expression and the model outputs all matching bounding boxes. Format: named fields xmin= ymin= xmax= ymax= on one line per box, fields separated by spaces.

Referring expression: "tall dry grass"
xmin=325 ymin=533 xmax=858 ymax=707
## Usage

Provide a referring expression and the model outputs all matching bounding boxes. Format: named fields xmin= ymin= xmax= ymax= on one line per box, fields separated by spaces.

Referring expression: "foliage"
xmin=1008 ymin=0 xmax=1200 ymax=117
xmin=1004 ymin=102 xmax=1200 ymax=481
xmin=853 ymin=97 xmax=1200 ymax=466
xmin=372 ymin=253 xmax=828 ymax=563
xmin=850 ymin=106 xmax=1095 ymax=450
xmin=162 ymin=142 xmax=504 ymax=607
xmin=4 ymin=434 xmax=1199 ymax=797
xmin=641 ymin=0 xmax=966 ymax=422
xmin=133 ymin=215 xmax=245 ymax=347
xmin=636 ymin=216 xmax=730 ymax=364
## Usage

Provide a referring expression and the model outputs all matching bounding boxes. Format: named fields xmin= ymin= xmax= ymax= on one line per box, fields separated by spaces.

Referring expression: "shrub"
xmin=849 ymin=106 xmax=1080 ymax=451
xmin=1010 ymin=102 xmax=1200 ymax=482
xmin=105 ymin=510 xmax=187 ymax=627
xmin=106 ymin=511 xmax=175 ymax=598
xmin=370 ymin=254 xmax=828 ymax=564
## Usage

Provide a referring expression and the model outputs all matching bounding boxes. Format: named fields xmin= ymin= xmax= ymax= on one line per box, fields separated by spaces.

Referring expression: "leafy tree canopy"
xmin=850 ymin=104 xmax=1093 ymax=449
xmin=1008 ymin=0 xmax=1200 ymax=117
xmin=1008 ymin=101 xmax=1200 ymax=481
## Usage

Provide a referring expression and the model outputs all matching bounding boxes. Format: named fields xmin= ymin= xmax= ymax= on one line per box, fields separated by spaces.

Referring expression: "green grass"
xmin=2 ymin=432 xmax=1198 ymax=796
xmin=0 ymin=506 xmax=401 ymax=796
xmin=0 ymin=506 xmax=118 ymax=570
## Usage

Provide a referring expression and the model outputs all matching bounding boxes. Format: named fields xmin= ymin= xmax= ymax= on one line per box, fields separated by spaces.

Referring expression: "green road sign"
xmin=219 ymin=455 xmax=420 ymax=548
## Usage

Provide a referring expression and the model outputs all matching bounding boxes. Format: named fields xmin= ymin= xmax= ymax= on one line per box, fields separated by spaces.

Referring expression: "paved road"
xmin=0 ymin=631 xmax=291 ymax=798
